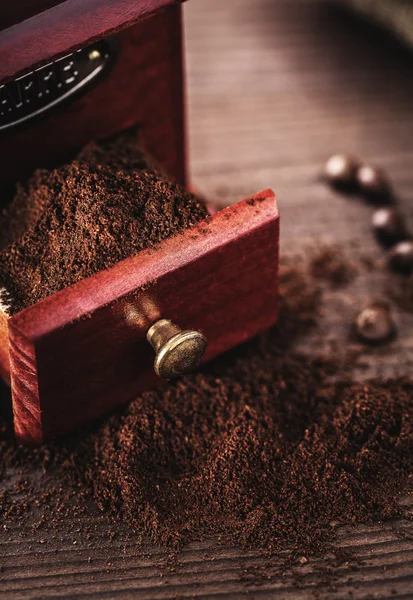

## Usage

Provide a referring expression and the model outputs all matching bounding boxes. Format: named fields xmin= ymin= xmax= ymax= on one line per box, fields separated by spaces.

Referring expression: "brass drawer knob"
xmin=147 ymin=319 xmax=207 ymax=379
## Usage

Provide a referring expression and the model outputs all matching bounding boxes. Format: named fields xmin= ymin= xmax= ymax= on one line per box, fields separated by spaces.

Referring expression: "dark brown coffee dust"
xmin=0 ymin=131 xmax=208 ymax=315
xmin=309 ymin=245 xmax=358 ymax=287
xmin=0 ymin=260 xmax=412 ymax=559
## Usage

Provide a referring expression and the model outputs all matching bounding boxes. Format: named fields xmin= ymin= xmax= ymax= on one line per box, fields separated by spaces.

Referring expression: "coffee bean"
xmin=356 ymin=164 xmax=392 ymax=202
xmin=355 ymin=305 xmax=395 ymax=343
xmin=323 ymin=154 xmax=359 ymax=190
xmin=371 ymin=208 xmax=407 ymax=247
xmin=387 ymin=240 xmax=413 ymax=275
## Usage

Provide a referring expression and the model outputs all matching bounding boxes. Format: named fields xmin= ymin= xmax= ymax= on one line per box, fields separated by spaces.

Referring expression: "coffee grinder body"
xmin=0 ymin=0 xmax=279 ymax=444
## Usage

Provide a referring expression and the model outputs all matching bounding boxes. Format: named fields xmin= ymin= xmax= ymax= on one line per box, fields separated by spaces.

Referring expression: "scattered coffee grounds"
xmin=0 ymin=131 xmax=208 ymax=315
xmin=309 ymin=246 xmax=357 ymax=287
xmin=1 ymin=260 xmax=412 ymax=558
xmin=76 ymin=343 xmax=412 ymax=553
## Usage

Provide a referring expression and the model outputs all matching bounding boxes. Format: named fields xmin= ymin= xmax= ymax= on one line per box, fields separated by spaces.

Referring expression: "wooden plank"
xmin=1 ymin=510 xmax=413 ymax=599
xmin=1 ymin=0 xmax=413 ymax=597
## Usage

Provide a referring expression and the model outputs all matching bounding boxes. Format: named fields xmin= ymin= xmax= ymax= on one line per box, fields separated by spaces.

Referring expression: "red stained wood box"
xmin=0 ymin=0 xmax=279 ymax=444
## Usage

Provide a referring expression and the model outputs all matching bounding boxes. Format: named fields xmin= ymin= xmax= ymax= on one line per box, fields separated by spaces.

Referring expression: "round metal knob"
xmin=147 ymin=319 xmax=207 ymax=380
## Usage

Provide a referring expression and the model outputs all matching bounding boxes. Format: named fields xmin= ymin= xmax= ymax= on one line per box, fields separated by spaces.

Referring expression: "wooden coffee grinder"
xmin=0 ymin=0 xmax=279 ymax=444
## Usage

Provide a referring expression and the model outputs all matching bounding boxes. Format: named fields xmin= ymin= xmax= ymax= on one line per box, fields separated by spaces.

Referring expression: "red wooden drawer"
xmin=0 ymin=190 xmax=279 ymax=444
xmin=0 ymin=1 xmax=279 ymax=444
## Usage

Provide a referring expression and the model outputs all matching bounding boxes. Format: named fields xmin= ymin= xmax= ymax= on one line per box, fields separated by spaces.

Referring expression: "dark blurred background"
xmin=185 ymin=0 xmax=413 ymax=252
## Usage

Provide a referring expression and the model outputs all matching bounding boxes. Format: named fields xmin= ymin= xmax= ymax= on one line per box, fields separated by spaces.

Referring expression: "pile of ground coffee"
xmin=0 ymin=131 xmax=208 ymax=315
xmin=0 ymin=138 xmax=412 ymax=558
xmin=1 ymin=262 xmax=412 ymax=557
xmin=75 ymin=339 xmax=412 ymax=552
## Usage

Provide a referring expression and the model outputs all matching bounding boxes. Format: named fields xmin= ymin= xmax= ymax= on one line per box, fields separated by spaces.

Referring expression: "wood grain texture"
xmin=1 ymin=0 xmax=413 ymax=597
xmin=8 ymin=324 xmax=41 ymax=444
xmin=0 ymin=6 xmax=187 ymax=188
xmin=1 ymin=506 xmax=413 ymax=599
xmin=0 ymin=309 xmax=10 ymax=383
xmin=0 ymin=0 xmax=184 ymax=80
xmin=6 ymin=191 xmax=278 ymax=443
xmin=0 ymin=0 xmax=65 ymax=32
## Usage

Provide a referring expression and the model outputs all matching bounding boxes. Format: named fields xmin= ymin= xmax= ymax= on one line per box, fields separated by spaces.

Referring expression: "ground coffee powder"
xmin=0 ymin=137 xmax=412 ymax=560
xmin=0 ymin=131 xmax=208 ymax=315
xmin=309 ymin=245 xmax=357 ymax=287
xmin=0 ymin=261 xmax=412 ymax=558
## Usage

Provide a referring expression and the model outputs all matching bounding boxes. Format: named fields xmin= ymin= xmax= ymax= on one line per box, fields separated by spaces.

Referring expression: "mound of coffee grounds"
xmin=1 ymin=261 xmax=412 ymax=557
xmin=71 ymin=349 xmax=412 ymax=552
xmin=0 ymin=131 xmax=208 ymax=315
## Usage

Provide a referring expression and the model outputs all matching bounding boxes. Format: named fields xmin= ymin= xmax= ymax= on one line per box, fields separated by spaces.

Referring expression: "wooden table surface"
xmin=2 ymin=0 xmax=413 ymax=598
